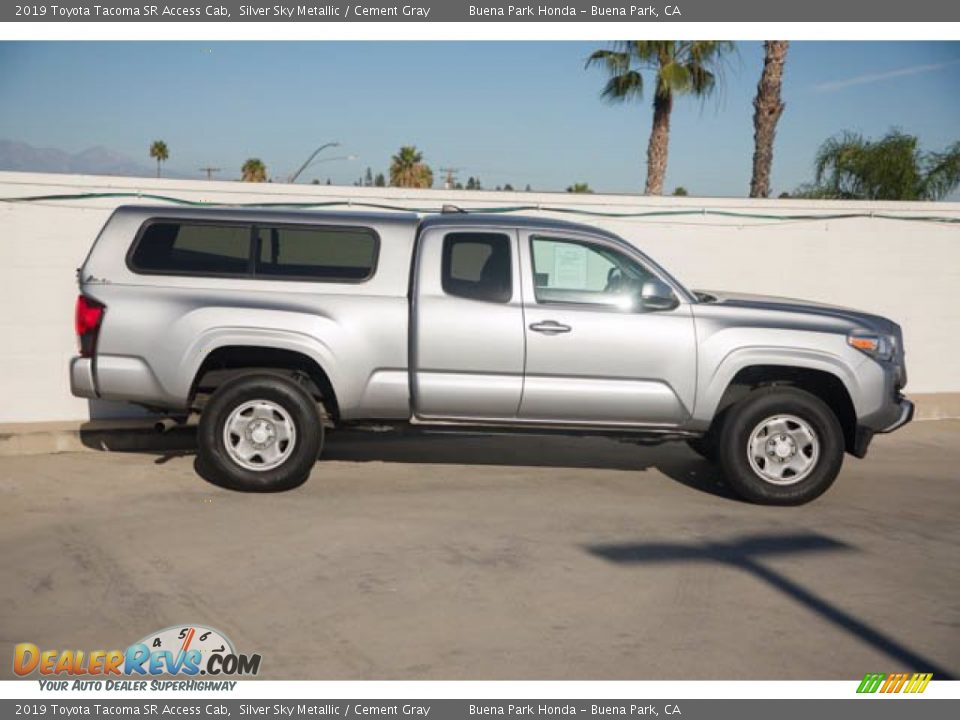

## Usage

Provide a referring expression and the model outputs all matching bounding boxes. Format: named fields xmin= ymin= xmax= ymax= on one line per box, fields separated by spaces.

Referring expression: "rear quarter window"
xmin=129 ymin=221 xmax=251 ymax=276
xmin=255 ymin=225 xmax=379 ymax=282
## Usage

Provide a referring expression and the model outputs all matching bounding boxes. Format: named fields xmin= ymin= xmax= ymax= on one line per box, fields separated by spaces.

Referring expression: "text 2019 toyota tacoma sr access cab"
xmin=70 ymin=206 xmax=913 ymax=504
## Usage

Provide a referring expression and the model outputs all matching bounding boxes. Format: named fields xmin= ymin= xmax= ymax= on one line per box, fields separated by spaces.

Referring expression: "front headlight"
xmin=847 ymin=331 xmax=895 ymax=361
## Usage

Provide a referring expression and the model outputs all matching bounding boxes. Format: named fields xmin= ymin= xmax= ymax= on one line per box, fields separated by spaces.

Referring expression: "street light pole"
xmin=288 ymin=142 xmax=340 ymax=184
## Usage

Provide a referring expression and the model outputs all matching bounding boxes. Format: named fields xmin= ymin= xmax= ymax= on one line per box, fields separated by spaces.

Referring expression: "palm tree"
xmin=241 ymin=158 xmax=267 ymax=183
xmin=798 ymin=130 xmax=960 ymax=200
xmin=389 ymin=146 xmax=433 ymax=188
xmin=149 ymin=140 xmax=169 ymax=178
xmin=749 ymin=41 xmax=790 ymax=198
xmin=587 ymin=41 xmax=734 ymax=195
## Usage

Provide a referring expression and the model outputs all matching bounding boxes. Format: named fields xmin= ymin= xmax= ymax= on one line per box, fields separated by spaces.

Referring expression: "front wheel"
xmin=687 ymin=433 xmax=718 ymax=463
xmin=197 ymin=373 xmax=323 ymax=491
xmin=717 ymin=387 xmax=845 ymax=505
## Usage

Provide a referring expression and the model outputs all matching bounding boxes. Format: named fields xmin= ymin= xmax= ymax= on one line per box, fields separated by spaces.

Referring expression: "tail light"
xmin=75 ymin=295 xmax=105 ymax=357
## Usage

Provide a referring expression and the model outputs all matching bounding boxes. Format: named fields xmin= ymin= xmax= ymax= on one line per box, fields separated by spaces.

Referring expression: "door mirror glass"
xmin=640 ymin=279 xmax=679 ymax=312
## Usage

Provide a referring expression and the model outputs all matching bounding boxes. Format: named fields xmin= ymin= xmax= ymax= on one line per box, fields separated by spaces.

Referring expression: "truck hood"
xmin=694 ymin=290 xmax=899 ymax=335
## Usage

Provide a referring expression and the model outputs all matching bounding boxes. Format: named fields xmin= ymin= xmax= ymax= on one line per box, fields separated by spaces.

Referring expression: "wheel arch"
xmin=188 ymin=344 xmax=340 ymax=422
xmin=706 ymin=362 xmax=859 ymax=455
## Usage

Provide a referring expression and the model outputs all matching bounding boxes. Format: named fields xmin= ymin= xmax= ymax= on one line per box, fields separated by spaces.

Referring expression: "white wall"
xmin=2 ymin=171 xmax=959 ymax=424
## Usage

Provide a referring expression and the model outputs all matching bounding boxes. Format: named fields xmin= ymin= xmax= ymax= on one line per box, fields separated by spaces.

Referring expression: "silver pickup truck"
xmin=71 ymin=205 xmax=913 ymax=504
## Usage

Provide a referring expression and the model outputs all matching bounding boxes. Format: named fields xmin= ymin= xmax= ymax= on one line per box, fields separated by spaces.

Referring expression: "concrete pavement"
xmin=1 ymin=420 xmax=957 ymax=679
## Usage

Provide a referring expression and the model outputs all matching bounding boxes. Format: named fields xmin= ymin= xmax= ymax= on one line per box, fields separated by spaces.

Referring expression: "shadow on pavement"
xmin=587 ymin=532 xmax=956 ymax=679
xmin=325 ymin=429 xmax=739 ymax=499
xmin=82 ymin=425 xmax=738 ymax=500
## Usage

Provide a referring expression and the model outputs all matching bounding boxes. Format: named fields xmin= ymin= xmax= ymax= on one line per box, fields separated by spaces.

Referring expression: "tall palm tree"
xmin=149 ymin=140 xmax=168 ymax=178
xmin=800 ymin=130 xmax=960 ymax=200
xmin=389 ymin=146 xmax=433 ymax=189
xmin=241 ymin=158 xmax=267 ymax=183
xmin=749 ymin=41 xmax=790 ymax=198
xmin=587 ymin=41 xmax=734 ymax=195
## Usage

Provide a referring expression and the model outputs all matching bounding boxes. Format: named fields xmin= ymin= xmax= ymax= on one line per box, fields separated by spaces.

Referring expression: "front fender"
xmin=692 ymin=344 xmax=866 ymax=426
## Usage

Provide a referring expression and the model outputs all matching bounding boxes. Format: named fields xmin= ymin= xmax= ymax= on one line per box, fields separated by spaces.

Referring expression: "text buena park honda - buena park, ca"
xmin=15 ymin=4 xmax=683 ymax=18
xmin=469 ymin=5 xmax=682 ymax=17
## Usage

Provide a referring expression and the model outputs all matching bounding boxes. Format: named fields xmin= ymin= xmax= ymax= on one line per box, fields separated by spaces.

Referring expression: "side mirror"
xmin=640 ymin=279 xmax=679 ymax=312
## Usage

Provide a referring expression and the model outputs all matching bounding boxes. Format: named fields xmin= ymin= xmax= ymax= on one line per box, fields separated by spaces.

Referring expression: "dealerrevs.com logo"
xmin=14 ymin=625 xmax=261 ymax=682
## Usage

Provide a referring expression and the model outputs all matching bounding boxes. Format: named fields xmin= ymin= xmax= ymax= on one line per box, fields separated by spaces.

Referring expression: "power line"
xmin=199 ymin=167 xmax=221 ymax=180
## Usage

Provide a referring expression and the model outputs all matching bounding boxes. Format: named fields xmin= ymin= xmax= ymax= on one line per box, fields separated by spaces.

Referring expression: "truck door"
xmin=517 ymin=231 xmax=697 ymax=426
xmin=411 ymin=226 xmax=525 ymax=419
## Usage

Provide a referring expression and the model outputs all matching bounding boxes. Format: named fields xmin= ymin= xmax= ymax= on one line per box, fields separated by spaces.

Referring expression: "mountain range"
xmin=0 ymin=139 xmax=172 ymax=178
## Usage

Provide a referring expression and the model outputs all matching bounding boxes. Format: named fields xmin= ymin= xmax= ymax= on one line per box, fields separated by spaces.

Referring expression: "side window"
xmin=530 ymin=235 xmax=661 ymax=311
xmin=442 ymin=232 xmax=512 ymax=303
xmin=255 ymin=225 xmax=378 ymax=281
xmin=130 ymin=222 xmax=251 ymax=275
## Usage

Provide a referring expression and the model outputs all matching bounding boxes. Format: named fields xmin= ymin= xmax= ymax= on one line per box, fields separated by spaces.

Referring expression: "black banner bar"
xmin=1 ymin=700 xmax=958 ymax=720
xmin=5 ymin=1 xmax=960 ymax=23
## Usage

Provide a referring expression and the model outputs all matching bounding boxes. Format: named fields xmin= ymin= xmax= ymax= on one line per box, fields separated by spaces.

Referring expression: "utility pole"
xmin=439 ymin=167 xmax=461 ymax=190
xmin=199 ymin=166 xmax=221 ymax=180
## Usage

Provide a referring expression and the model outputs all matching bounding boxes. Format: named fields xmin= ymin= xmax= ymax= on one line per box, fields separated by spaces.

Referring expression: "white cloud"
xmin=812 ymin=58 xmax=960 ymax=93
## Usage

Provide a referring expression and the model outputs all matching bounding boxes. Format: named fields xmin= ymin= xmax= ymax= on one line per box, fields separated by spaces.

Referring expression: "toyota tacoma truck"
xmin=70 ymin=206 xmax=913 ymax=503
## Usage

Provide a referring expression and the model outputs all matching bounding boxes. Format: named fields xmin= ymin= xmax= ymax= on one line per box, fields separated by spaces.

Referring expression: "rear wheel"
xmin=717 ymin=387 xmax=844 ymax=505
xmin=197 ymin=373 xmax=323 ymax=491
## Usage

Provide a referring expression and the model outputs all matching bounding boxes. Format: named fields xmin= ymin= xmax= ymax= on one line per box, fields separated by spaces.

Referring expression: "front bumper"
xmin=851 ymin=396 xmax=914 ymax=458
xmin=878 ymin=397 xmax=915 ymax=434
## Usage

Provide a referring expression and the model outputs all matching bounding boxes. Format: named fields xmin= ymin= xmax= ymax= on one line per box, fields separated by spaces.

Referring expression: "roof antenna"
xmin=441 ymin=204 xmax=467 ymax=214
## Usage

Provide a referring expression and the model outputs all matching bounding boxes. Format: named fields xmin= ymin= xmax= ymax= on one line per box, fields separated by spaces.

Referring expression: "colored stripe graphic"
xmin=905 ymin=673 xmax=933 ymax=693
xmin=857 ymin=672 xmax=932 ymax=693
xmin=881 ymin=672 xmax=909 ymax=693
xmin=857 ymin=673 xmax=886 ymax=693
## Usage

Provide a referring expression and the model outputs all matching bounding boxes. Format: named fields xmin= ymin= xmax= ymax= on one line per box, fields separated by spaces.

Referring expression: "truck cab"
xmin=410 ymin=214 xmax=696 ymax=427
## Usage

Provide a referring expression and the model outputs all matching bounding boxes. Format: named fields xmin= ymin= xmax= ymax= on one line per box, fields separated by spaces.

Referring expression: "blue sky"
xmin=0 ymin=41 xmax=958 ymax=197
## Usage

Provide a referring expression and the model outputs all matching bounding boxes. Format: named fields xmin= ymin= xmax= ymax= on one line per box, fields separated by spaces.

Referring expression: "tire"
xmin=197 ymin=373 xmax=323 ymax=491
xmin=717 ymin=386 xmax=844 ymax=505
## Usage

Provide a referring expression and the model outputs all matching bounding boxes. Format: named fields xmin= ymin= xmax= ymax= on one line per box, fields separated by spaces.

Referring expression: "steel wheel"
xmin=746 ymin=414 xmax=819 ymax=485
xmin=222 ymin=399 xmax=297 ymax=471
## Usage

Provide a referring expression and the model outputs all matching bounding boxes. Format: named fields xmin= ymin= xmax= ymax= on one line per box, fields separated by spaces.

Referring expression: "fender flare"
xmin=175 ymin=327 xmax=345 ymax=407
xmin=693 ymin=346 xmax=864 ymax=424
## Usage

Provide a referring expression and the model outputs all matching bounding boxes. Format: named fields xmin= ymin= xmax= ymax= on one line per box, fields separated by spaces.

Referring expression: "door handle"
xmin=529 ymin=320 xmax=572 ymax=335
